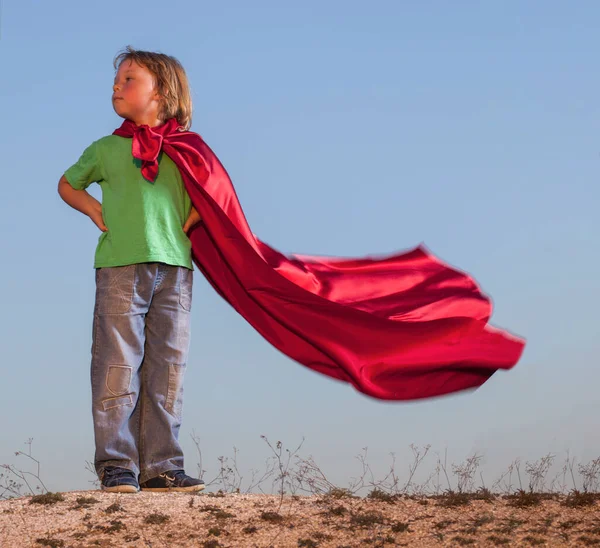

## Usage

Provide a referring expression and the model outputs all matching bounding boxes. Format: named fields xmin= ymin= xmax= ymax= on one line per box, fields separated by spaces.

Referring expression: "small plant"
xmin=29 ymin=492 xmax=64 ymax=505
xmin=494 ymin=517 xmax=525 ymax=535
xmin=35 ymin=539 xmax=64 ymax=548
xmin=472 ymin=487 xmax=495 ymax=502
xmin=98 ymin=519 xmax=125 ymax=534
xmin=297 ymin=539 xmax=318 ymax=548
xmin=579 ymin=457 xmax=600 ymax=492
xmin=199 ymin=505 xmax=235 ymax=519
xmin=321 ymin=504 xmax=347 ymax=517
xmin=453 ymin=454 xmax=484 ymax=493
xmin=452 ymin=537 xmax=475 ymax=546
xmin=559 ymin=519 xmax=581 ymax=529
xmin=361 ymin=535 xmax=394 ymax=545
xmin=437 ymin=490 xmax=470 ymax=507
xmin=522 ymin=536 xmax=545 ymax=546
xmin=242 ymin=525 xmax=258 ymax=534
xmin=1 ymin=439 xmax=48 ymax=499
xmin=208 ymin=527 xmax=221 ymax=536
xmin=215 ymin=509 xmax=235 ymax=519
xmin=391 ymin=520 xmax=410 ymax=533
xmin=473 ymin=513 xmax=495 ymax=527
xmin=525 ymin=454 xmax=555 ymax=492
xmin=350 ymin=510 xmax=385 ymax=527
xmin=367 ymin=488 xmax=396 ymax=503
xmin=260 ymin=510 xmax=283 ymax=522
xmin=563 ymin=490 xmax=598 ymax=508
xmin=104 ymin=502 xmax=123 ymax=514
xmin=201 ymin=540 xmax=221 ymax=548
xmin=324 ymin=487 xmax=355 ymax=500
xmin=434 ymin=519 xmax=455 ymax=530
xmin=505 ymin=489 xmax=541 ymax=508
xmin=144 ymin=512 xmax=170 ymax=525
xmin=529 ymin=525 xmax=551 ymax=535
xmin=73 ymin=496 xmax=99 ymax=509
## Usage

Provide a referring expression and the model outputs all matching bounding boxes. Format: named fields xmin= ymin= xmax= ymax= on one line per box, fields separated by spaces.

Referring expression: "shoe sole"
xmin=101 ymin=485 xmax=139 ymax=493
xmin=140 ymin=484 xmax=205 ymax=493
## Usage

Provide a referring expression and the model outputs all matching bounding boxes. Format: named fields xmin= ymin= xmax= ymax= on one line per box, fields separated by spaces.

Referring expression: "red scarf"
xmin=114 ymin=118 xmax=525 ymax=400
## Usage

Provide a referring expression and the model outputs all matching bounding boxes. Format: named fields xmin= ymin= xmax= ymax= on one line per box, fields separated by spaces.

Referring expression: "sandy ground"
xmin=0 ymin=490 xmax=599 ymax=547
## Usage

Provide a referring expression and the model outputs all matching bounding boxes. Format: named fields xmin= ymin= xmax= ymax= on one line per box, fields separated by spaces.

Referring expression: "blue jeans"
xmin=91 ymin=263 xmax=193 ymax=483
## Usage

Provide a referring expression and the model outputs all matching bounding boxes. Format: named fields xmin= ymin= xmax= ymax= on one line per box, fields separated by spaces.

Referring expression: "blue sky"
xmin=1 ymin=0 xmax=599 ymax=493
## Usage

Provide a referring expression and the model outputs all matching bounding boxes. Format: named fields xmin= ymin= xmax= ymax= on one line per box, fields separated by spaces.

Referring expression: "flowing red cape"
xmin=114 ymin=118 xmax=525 ymax=401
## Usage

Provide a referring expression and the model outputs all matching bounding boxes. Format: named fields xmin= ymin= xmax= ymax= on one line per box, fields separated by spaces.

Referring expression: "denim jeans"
xmin=91 ymin=263 xmax=193 ymax=483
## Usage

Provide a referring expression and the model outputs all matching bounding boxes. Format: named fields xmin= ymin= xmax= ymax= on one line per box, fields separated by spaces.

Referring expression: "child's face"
xmin=112 ymin=59 xmax=161 ymax=126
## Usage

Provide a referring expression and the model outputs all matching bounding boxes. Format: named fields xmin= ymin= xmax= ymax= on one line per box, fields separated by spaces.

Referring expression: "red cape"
xmin=114 ymin=118 xmax=525 ymax=401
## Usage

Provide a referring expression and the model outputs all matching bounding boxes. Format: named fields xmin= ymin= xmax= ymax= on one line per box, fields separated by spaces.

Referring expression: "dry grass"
xmin=29 ymin=493 xmax=64 ymax=506
xmin=2 ymin=438 xmax=599 ymax=546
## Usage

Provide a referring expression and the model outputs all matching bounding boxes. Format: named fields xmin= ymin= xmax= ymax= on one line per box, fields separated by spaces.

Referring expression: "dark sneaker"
xmin=140 ymin=470 xmax=205 ymax=492
xmin=100 ymin=466 xmax=139 ymax=493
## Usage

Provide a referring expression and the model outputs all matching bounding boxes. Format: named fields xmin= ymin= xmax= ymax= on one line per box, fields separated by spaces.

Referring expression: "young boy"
xmin=58 ymin=47 xmax=203 ymax=493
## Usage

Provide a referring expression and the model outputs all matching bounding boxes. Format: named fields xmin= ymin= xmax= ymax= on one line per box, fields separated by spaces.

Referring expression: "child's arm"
xmin=58 ymin=175 xmax=107 ymax=232
xmin=183 ymin=206 xmax=202 ymax=234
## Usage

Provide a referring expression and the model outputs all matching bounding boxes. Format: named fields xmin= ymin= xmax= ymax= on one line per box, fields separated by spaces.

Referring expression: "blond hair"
xmin=113 ymin=46 xmax=193 ymax=130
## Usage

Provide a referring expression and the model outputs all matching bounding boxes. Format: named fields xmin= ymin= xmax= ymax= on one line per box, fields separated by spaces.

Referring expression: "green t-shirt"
xmin=65 ymin=135 xmax=193 ymax=269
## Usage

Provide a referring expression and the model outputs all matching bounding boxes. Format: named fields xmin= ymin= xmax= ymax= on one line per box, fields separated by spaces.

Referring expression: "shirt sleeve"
xmin=64 ymin=140 xmax=104 ymax=190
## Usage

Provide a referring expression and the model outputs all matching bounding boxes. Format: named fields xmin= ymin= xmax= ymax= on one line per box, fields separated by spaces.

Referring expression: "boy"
xmin=58 ymin=47 xmax=203 ymax=493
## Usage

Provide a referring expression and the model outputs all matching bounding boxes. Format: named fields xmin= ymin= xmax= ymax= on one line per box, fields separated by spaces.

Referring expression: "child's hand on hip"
xmin=88 ymin=201 xmax=108 ymax=232
xmin=57 ymin=176 xmax=107 ymax=232
xmin=183 ymin=206 xmax=202 ymax=233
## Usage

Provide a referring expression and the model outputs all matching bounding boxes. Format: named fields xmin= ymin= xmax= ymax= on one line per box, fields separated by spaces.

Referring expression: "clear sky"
xmin=1 ymin=0 xmax=599 ymax=494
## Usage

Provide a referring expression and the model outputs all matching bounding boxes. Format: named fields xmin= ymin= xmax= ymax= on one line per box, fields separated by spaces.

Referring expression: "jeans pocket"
xmin=165 ymin=363 xmax=186 ymax=419
xmin=178 ymin=268 xmax=193 ymax=312
xmin=106 ymin=365 xmax=133 ymax=396
xmin=95 ymin=266 xmax=135 ymax=315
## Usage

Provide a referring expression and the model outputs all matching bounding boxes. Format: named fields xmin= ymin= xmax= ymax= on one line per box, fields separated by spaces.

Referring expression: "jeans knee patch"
xmin=102 ymin=394 xmax=134 ymax=411
xmin=95 ymin=266 xmax=135 ymax=315
xmin=106 ymin=365 xmax=133 ymax=396
xmin=165 ymin=363 xmax=186 ymax=418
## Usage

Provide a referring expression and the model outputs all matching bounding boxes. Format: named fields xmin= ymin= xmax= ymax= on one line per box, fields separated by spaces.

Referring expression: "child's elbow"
xmin=57 ymin=175 xmax=70 ymax=197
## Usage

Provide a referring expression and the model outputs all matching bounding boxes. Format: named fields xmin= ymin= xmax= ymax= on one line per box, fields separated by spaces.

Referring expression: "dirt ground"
xmin=0 ymin=490 xmax=599 ymax=547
